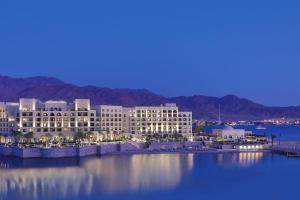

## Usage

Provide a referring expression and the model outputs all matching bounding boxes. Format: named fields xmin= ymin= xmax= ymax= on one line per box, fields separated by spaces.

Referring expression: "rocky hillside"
xmin=0 ymin=75 xmax=300 ymax=120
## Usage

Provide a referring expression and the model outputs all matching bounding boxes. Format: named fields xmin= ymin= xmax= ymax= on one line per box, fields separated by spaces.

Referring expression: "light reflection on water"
xmin=216 ymin=152 xmax=264 ymax=168
xmin=0 ymin=152 xmax=269 ymax=200
xmin=0 ymin=154 xmax=194 ymax=200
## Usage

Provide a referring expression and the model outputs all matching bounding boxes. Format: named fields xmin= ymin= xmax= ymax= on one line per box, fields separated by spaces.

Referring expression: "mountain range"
xmin=0 ymin=75 xmax=300 ymax=120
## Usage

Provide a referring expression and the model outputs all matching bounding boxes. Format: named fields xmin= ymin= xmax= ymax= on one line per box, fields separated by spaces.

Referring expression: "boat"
xmin=256 ymin=125 xmax=267 ymax=130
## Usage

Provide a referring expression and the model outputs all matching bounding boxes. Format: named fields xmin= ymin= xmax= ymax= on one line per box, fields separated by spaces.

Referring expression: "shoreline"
xmin=0 ymin=142 xmax=270 ymax=159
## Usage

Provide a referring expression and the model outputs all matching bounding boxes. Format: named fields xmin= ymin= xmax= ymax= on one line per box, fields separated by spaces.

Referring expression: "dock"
xmin=269 ymin=142 xmax=300 ymax=157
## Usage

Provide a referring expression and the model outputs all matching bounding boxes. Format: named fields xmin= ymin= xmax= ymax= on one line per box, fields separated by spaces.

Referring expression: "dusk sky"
xmin=1 ymin=0 xmax=300 ymax=106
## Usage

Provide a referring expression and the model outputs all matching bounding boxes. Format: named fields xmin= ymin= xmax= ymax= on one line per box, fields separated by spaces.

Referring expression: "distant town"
xmin=195 ymin=118 xmax=300 ymax=127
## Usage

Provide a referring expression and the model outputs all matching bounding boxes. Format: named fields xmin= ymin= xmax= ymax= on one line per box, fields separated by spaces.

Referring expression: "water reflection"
xmin=0 ymin=154 xmax=194 ymax=200
xmin=216 ymin=152 xmax=264 ymax=168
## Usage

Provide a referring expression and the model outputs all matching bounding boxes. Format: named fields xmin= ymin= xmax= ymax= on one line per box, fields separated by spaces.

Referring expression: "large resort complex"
xmin=0 ymin=98 xmax=192 ymax=141
xmin=0 ymin=98 xmax=270 ymax=160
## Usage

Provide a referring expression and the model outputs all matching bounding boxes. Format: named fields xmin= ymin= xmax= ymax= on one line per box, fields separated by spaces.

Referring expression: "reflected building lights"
xmin=217 ymin=152 xmax=264 ymax=168
xmin=0 ymin=154 xmax=194 ymax=200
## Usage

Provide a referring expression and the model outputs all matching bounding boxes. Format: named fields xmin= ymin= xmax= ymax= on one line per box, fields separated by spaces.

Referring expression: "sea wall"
xmin=0 ymin=146 xmax=12 ymax=156
xmin=183 ymin=141 xmax=203 ymax=149
xmin=149 ymin=142 xmax=183 ymax=150
xmin=221 ymin=144 xmax=234 ymax=150
xmin=119 ymin=142 xmax=148 ymax=152
xmin=99 ymin=143 xmax=119 ymax=154
xmin=78 ymin=145 xmax=98 ymax=157
xmin=42 ymin=147 xmax=77 ymax=158
xmin=0 ymin=141 xmax=212 ymax=158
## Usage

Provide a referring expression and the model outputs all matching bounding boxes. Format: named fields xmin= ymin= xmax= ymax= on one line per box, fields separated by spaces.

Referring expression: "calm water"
xmin=1 ymin=125 xmax=300 ymax=200
xmin=0 ymin=152 xmax=300 ymax=200
xmin=206 ymin=124 xmax=300 ymax=141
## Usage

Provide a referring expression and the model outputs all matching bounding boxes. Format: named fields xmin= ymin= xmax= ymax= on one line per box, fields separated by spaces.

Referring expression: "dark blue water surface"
xmin=1 ymin=125 xmax=300 ymax=200
xmin=0 ymin=152 xmax=300 ymax=200
xmin=206 ymin=125 xmax=300 ymax=141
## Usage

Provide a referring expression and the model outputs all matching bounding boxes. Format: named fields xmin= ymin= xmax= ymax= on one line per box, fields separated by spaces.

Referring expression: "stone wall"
xmin=0 ymin=146 xmax=12 ymax=156
xmin=149 ymin=142 xmax=183 ymax=150
xmin=99 ymin=143 xmax=119 ymax=155
xmin=120 ymin=143 xmax=139 ymax=152
xmin=42 ymin=147 xmax=77 ymax=158
xmin=0 ymin=141 xmax=207 ymax=158
xmin=26 ymin=148 xmax=42 ymax=158
xmin=77 ymin=145 xmax=98 ymax=157
xmin=221 ymin=144 xmax=234 ymax=150
xmin=183 ymin=141 xmax=203 ymax=149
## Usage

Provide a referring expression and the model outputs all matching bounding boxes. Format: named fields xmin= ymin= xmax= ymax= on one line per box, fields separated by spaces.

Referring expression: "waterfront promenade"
xmin=0 ymin=141 xmax=271 ymax=159
xmin=0 ymin=141 xmax=204 ymax=159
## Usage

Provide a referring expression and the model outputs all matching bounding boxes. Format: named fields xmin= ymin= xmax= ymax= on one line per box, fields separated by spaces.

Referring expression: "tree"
xmin=12 ymin=131 xmax=23 ymax=145
xmin=163 ymin=133 xmax=168 ymax=140
xmin=57 ymin=133 xmax=64 ymax=143
xmin=193 ymin=125 xmax=206 ymax=135
xmin=41 ymin=133 xmax=53 ymax=147
xmin=24 ymin=132 xmax=34 ymax=144
xmin=86 ymin=131 xmax=95 ymax=142
xmin=153 ymin=133 xmax=160 ymax=141
xmin=75 ymin=131 xmax=86 ymax=141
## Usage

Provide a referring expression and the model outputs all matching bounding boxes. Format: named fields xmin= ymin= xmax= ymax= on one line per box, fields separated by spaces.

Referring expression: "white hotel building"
xmin=0 ymin=98 xmax=193 ymax=138
xmin=124 ymin=104 xmax=192 ymax=136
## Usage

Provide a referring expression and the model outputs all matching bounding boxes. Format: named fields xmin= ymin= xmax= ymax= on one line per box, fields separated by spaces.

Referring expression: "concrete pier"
xmin=269 ymin=141 xmax=300 ymax=156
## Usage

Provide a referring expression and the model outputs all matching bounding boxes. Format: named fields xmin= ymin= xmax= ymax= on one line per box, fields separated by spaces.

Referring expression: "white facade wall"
xmin=178 ymin=112 xmax=192 ymax=136
xmin=127 ymin=104 xmax=179 ymax=135
xmin=213 ymin=128 xmax=246 ymax=140
xmin=2 ymin=99 xmax=193 ymax=138
xmin=95 ymin=105 xmax=123 ymax=134
xmin=19 ymin=99 xmax=96 ymax=135
xmin=0 ymin=102 xmax=18 ymax=135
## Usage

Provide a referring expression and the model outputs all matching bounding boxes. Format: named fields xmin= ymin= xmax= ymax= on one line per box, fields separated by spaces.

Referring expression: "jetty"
xmin=269 ymin=141 xmax=300 ymax=157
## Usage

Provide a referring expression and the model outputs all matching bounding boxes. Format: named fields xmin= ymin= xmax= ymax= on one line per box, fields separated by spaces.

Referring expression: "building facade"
xmin=1 ymin=98 xmax=193 ymax=138
xmin=0 ymin=102 xmax=18 ymax=135
xmin=19 ymin=98 xmax=96 ymax=136
xmin=94 ymin=105 xmax=124 ymax=134
xmin=212 ymin=126 xmax=252 ymax=141
xmin=123 ymin=103 xmax=192 ymax=136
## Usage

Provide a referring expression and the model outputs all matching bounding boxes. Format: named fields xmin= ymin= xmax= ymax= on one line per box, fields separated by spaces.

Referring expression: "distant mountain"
xmin=0 ymin=75 xmax=300 ymax=120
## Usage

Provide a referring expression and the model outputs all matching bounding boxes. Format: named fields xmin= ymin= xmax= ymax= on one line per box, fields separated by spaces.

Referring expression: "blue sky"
xmin=1 ymin=0 xmax=300 ymax=106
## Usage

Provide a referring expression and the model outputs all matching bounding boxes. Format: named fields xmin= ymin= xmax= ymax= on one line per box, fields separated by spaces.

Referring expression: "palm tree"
xmin=24 ymin=132 xmax=34 ymax=144
xmin=86 ymin=131 xmax=94 ymax=143
xmin=41 ymin=133 xmax=53 ymax=147
xmin=12 ymin=131 xmax=23 ymax=145
xmin=153 ymin=133 xmax=160 ymax=141
xmin=58 ymin=133 xmax=64 ymax=143
xmin=75 ymin=131 xmax=90 ymax=145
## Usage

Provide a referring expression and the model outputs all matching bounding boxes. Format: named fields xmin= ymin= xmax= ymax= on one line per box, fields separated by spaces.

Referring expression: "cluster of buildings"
xmin=0 ymin=98 xmax=193 ymax=139
xmin=212 ymin=126 xmax=267 ymax=143
xmin=212 ymin=126 xmax=251 ymax=141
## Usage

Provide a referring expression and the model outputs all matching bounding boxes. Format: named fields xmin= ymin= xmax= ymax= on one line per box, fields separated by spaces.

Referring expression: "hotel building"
xmin=0 ymin=102 xmax=19 ymax=135
xmin=122 ymin=104 xmax=192 ymax=136
xmin=1 ymin=98 xmax=193 ymax=138
xmin=19 ymin=98 xmax=96 ymax=135
xmin=94 ymin=105 xmax=124 ymax=134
